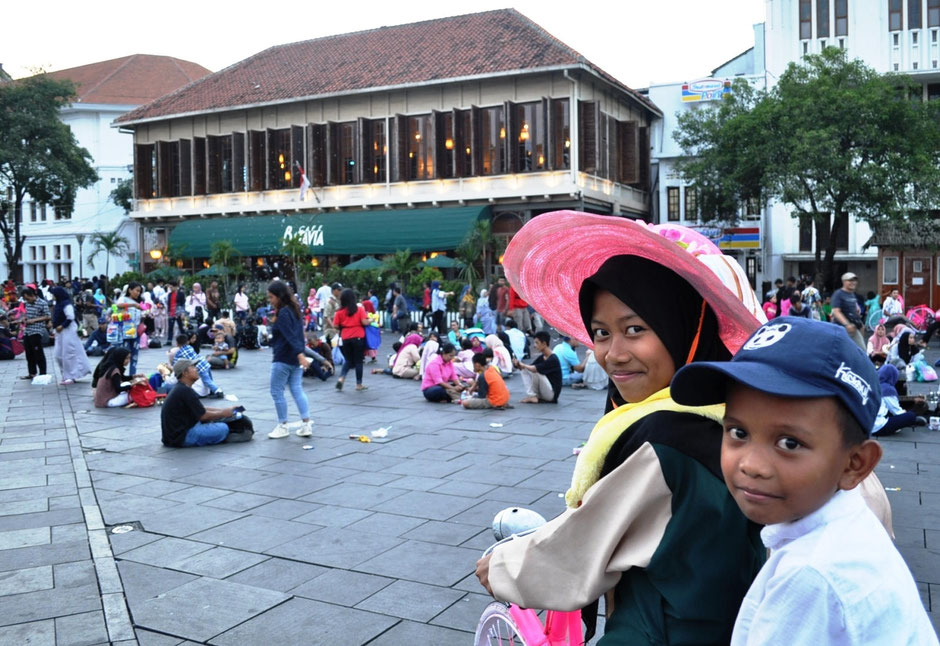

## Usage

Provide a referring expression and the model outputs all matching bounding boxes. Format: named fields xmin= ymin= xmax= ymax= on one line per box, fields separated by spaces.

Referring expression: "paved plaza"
xmin=0 ymin=337 xmax=937 ymax=645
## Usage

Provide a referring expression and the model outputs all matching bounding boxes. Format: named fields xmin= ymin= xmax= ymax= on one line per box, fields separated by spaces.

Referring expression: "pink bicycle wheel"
xmin=475 ymin=602 xmax=529 ymax=646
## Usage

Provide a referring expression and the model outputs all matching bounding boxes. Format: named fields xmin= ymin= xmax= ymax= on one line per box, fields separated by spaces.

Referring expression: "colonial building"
xmin=114 ymin=9 xmax=659 ymax=272
xmin=1 ymin=55 xmax=210 ymax=282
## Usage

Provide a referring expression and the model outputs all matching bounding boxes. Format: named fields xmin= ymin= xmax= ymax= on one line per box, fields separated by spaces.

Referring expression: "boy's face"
xmin=721 ymin=384 xmax=877 ymax=526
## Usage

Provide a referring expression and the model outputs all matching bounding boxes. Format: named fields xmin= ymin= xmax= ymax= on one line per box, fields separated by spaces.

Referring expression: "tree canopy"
xmin=675 ymin=48 xmax=940 ymax=289
xmin=0 ymin=74 xmax=98 ymax=281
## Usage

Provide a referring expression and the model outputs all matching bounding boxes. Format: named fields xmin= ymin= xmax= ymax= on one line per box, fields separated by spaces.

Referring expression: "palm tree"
xmin=382 ymin=249 xmax=421 ymax=293
xmin=208 ymin=239 xmax=244 ymax=297
xmin=87 ymin=230 xmax=130 ymax=279
xmin=456 ymin=242 xmax=481 ymax=292
xmin=281 ymin=233 xmax=311 ymax=292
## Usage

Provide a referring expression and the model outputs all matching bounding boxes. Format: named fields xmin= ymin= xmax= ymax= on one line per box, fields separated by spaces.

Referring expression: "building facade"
xmin=0 ymin=55 xmax=210 ymax=283
xmin=651 ymin=0 xmax=940 ymax=295
xmin=116 ymin=10 xmax=659 ymax=272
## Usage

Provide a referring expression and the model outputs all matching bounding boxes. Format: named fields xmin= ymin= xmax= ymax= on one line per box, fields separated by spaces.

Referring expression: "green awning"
xmin=169 ymin=206 xmax=490 ymax=258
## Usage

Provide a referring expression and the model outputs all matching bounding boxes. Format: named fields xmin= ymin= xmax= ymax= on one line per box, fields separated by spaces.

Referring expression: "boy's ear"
xmin=838 ymin=439 xmax=883 ymax=491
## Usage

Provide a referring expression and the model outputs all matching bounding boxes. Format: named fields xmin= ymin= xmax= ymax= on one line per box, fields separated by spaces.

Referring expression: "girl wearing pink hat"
xmin=476 ymin=211 xmax=767 ymax=644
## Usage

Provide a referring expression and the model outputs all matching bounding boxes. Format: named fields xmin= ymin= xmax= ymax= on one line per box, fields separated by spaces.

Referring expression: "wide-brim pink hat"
xmin=503 ymin=210 xmax=766 ymax=351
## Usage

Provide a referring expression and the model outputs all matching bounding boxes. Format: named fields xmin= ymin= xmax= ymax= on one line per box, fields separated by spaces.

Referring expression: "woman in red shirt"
xmin=332 ymin=288 xmax=369 ymax=391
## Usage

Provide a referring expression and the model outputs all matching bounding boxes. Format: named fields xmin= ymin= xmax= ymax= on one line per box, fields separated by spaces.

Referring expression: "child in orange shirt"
xmin=463 ymin=353 xmax=511 ymax=409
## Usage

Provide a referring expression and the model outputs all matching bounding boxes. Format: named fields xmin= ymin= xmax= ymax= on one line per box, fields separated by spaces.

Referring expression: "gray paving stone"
xmin=365 ymin=619 xmax=471 ymax=644
xmin=402 ymin=519 xmax=482 ymax=546
xmin=266 ymin=527 xmax=402 ymax=569
xmin=225 ymin=558 xmax=326 ymax=592
xmin=201 ymin=492 xmax=276 ymax=512
xmin=136 ymin=629 xmax=186 ymax=646
xmin=115 ymin=560 xmax=198 ymax=604
xmin=299 ymin=482 xmax=409 ymax=508
xmin=292 ymin=505 xmax=371 ymax=528
xmin=355 ymin=579 xmax=465 ymax=622
xmin=131 ymin=577 xmax=289 ymax=642
xmin=0 ymin=540 xmax=89 ymax=572
xmin=136 ymin=504 xmax=246 ymax=538
xmin=120 ymin=479 xmax=191 ymax=498
xmin=345 ymin=512 xmax=426 ymax=537
xmin=51 ymin=523 xmax=87 ymax=544
xmin=0 ymin=499 xmax=48 ymax=517
xmin=429 ymin=590 xmax=492 ymax=632
xmin=119 ymin=537 xmax=213 ymax=569
xmin=108 ymin=530 xmax=163 ymax=555
xmin=0 ymin=583 xmax=100 ymax=628
xmin=370 ymin=490 xmax=479 ymax=521
xmin=53 ymin=561 xmax=97 ymax=589
xmin=249 ymin=499 xmax=321 ymax=520
xmin=189 ymin=515 xmax=317 ymax=552
xmin=0 ymin=565 xmax=53 ymax=596
xmin=0 ymin=527 xmax=50 ymax=551
xmin=170 ymin=547 xmax=268 ymax=578
xmin=355 ymin=539 xmax=480 ymax=587
xmin=0 ymin=618 xmax=55 ymax=645
xmin=54 ymin=610 xmax=109 ymax=646
xmin=210 ymin=597 xmax=396 ymax=645
xmin=177 ymin=467 xmax=274 ymax=490
xmin=289 ymin=568 xmax=393 ymax=606
xmin=159 ymin=486 xmax=231 ymax=504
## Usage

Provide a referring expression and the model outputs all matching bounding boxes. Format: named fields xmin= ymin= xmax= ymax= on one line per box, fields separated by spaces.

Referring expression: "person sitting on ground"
xmin=173 ymin=333 xmax=225 ymax=398
xmin=447 ymin=319 xmax=463 ymax=346
xmin=83 ymin=317 xmax=111 ymax=357
xmin=373 ymin=341 xmax=404 ymax=376
xmin=514 ymin=330 xmax=562 ymax=404
xmin=302 ymin=335 xmax=334 ymax=381
xmin=670 ymin=317 xmax=936 ymax=644
xmin=92 ymin=347 xmax=142 ymax=408
xmin=463 ymin=353 xmax=511 ymax=410
xmin=387 ymin=336 xmax=423 ymax=379
xmin=216 ymin=310 xmax=237 ymax=338
xmin=454 ymin=338 xmax=477 ymax=379
xmin=421 ymin=342 xmax=465 ymax=402
xmin=484 ymin=334 xmax=513 ymax=376
xmin=873 ymin=364 xmax=927 ymax=437
xmin=160 ymin=359 xmax=241 ymax=447
xmin=418 ymin=331 xmax=440 ymax=378
xmin=207 ymin=324 xmax=237 ymax=369
xmin=867 ymin=323 xmax=890 ymax=363
xmin=553 ymin=335 xmax=586 ymax=387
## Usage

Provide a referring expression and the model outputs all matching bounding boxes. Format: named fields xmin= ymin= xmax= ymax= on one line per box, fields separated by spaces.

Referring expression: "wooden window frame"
xmin=835 ymin=0 xmax=848 ymax=35
xmin=550 ymin=98 xmax=571 ymax=171
xmin=883 ymin=256 xmax=899 ymax=284
xmin=666 ymin=187 xmax=680 ymax=222
xmin=684 ymin=186 xmax=698 ymax=221
xmin=800 ymin=0 xmax=812 ymax=39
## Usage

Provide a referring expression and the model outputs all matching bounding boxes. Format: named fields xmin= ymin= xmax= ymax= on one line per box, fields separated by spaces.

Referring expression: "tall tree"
xmin=0 ymin=75 xmax=98 ymax=282
xmin=675 ymin=48 xmax=940 ymax=289
xmin=382 ymin=249 xmax=420 ymax=293
xmin=280 ymin=233 xmax=311 ymax=293
xmin=208 ymin=239 xmax=244 ymax=297
xmin=86 ymin=231 xmax=130 ymax=279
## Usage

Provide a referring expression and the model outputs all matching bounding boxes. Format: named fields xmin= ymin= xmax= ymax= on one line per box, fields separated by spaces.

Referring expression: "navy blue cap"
xmin=671 ymin=317 xmax=881 ymax=434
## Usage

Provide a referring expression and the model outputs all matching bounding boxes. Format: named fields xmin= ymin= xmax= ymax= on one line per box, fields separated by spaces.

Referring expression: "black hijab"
xmin=577 ymin=256 xmax=731 ymax=410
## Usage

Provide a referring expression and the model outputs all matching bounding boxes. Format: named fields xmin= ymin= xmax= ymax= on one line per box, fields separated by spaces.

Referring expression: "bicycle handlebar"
xmin=482 ymin=526 xmax=540 ymax=557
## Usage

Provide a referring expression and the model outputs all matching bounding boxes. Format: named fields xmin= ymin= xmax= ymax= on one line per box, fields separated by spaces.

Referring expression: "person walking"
xmin=831 ymin=272 xmax=865 ymax=350
xmin=233 ymin=285 xmax=250 ymax=325
xmin=266 ymin=281 xmax=314 ymax=439
xmin=333 ymin=288 xmax=369 ymax=391
xmin=20 ymin=287 xmax=50 ymax=380
xmin=430 ymin=280 xmax=453 ymax=336
xmin=50 ymin=287 xmax=91 ymax=385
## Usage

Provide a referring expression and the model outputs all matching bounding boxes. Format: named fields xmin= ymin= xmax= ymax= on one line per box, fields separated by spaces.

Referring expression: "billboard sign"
xmin=681 ymin=78 xmax=732 ymax=102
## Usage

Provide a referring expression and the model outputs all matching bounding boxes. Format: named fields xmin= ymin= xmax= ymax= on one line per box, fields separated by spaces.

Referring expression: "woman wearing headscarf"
xmin=186 ymin=283 xmax=207 ymax=319
xmin=361 ymin=297 xmax=380 ymax=363
xmin=873 ymin=364 xmax=927 ymax=436
xmin=390 ymin=330 xmax=423 ymax=379
xmin=51 ymin=287 xmax=91 ymax=385
xmin=484 ymin=333 xmax=512 ymax=375
xmin=418 ymin=330 xmax=440 ymax=378
xmin=475 ymin=289 xmax=496 ymax=335
xmin=92 ymin=347 xmax=135 ymax=408
xmin=93 ymin=288 xmax=107 ymax=307
xmin=867 ymin=323 xmax=890 ymax=361
xmin=476 ymin=211 xmax=768 ymax=644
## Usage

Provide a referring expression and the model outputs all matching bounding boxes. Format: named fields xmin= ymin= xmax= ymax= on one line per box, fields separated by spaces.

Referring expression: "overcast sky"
xmin=4 ymin=0 xmax=764 ymax=89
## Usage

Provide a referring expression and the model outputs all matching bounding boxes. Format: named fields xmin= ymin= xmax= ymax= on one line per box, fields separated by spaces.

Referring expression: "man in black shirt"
xmin=161 ymin=360 xmax=235 ymax=447
xmin=514 ymin=330 xmax=562 ymax=403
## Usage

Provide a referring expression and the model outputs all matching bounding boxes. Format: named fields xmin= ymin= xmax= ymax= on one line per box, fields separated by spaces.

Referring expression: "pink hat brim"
xmin=503 ymin=211 xmax=765 ymax=351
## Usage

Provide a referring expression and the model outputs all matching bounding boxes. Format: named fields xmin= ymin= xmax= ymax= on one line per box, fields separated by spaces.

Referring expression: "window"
xmin=551 ymin=98 xmax=571 ymax=170
xmin=514 ymin=101 xmax=546 ymax=172
xmin=363 ymin=119 xmax=387 ymax=183
xmin=598 ymin=113 xmax=610 ymax=179
xmin=135 ymin=143 xmax=155 ymax=199
xmin=267 ymin=129 xmax=291 ymax=190
xmin=800 ymin=0 xmax=812 ymax=39
xmin=914 ymin=31 xmax=920 ymax=44
xmin=54 ymin=245 xmax=61 ymax=260
xmin=818 ymin=0 xmax=830 ymax=37
xmin=332 ymin=121 xmax=358 ymax=185
xmin=911 ymin=0 xmax=923 ymax=28
xmin=29 ymin=246 xmax=36 ymax=261
xmin=29 ymin=201 xmax=37 ymax=222
xmin=835 ymin=0 xmax=848 ymax=35
xmin=439 ymin=112 xmax=455 ymax=179
xmin=457 ymin=109 xmax=473 ymax=176
xmin=64 ymin=245 xmax=71 ymax=260
xmin=481 ymin=106 xmax=506 ymax=176
xmin=928 ymin=83 xmax=940 ymax=100
xmin=931 ymin=0 xmax=940 ymax=25
xmin=157 ymin=141 xmax=181 ymax=197
xmin=40 ymin=247 xmax=46 ymax=260
xmin=883 ymin=257 xmax=900 ymax=284
xmin=666 ymin=187 xmax=680 ymax=221
xmin=307 ymin=124 xmax=326 ymax=187
xmin=248 ymin=131 xmax=265 ymax=191
xmin=579 ymin=101 xmax=599 ymax=174
xmin=799 ymin=215 xmax=813 ymax=251
xmin=616 ymin=120 xmax=639 ymax=184
xmin=684 ymin=186 xmax=698 ymax=220
xmin=746 ymin=196 xmax=761 ymax=217
xmin=890 ymin=0 xmax=902 ymax=30
xmin=406 ymin=114 xmax=435 ymax=180
xmin=232 ymin=132 xmax=246 ymax=192
xmin=53 ymin=204 xmax=68 ymax=220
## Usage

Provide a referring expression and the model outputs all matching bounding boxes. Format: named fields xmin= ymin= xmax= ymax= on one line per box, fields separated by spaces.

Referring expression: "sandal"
xmin=19 ymin=375 xmax=35 ymax=380
xmin=335 ymin=380 xmax=344 ymax=391
xmin=356 ymin=384 xmax=368 ymax=391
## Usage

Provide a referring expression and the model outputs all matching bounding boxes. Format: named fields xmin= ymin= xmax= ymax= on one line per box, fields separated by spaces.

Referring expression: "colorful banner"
xmin=717 ymin=226 xmax=761 ymax=249
xmin=681 ymin=78 xmax=732 ymax=102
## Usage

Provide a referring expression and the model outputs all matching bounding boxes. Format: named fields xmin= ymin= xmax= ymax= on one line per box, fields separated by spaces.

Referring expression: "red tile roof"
xmin=116 ymin=9 xmax=655 ymax=125
xmin=46 ymin=55 xmax=211 ymax=106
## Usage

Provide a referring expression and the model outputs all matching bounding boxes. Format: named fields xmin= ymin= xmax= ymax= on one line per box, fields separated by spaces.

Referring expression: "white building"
xmin=651 ymin=0 xmax=938 ymax=293
xmin=1 ymin=55 xmax=209 ymax=283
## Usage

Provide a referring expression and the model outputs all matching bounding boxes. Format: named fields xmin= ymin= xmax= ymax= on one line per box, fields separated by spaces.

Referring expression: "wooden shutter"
xmin=636 ymin=126 xmax=650 ymax=189
xmin=232 ymin=132 xmax=246 ymax=192
xmin=578 ymin=101 xmax=599 ymax=175
xmin=543 ymin=98 xmax=553 ymax=170
xmin=310 ymin=124 xmax=326 ymax=186
xmin=618 ymin=121 xmax=638 ymax=185
xmin=351 ymin=120 xmax=361 ymax=185
xmin=598 ymin=114 xmax=609 ymax=179
xmin=433 ymin=111 xmax=445 ymax=179
xmin=471 ymin=106 xmax=482 ymax=176
xmin=326 ymin=122 xmax=338 ymax=186
xmin=179 ymin=139 xmax=192 ymax=196
xmin=504 ymin=101 xmax=517 ymax=174
xmin=393 ymin=115 xmax=408 ymax=182
xmin=134 ymin=144 xmax=153 ymax=199
xmin=206 ymin=137 xmax=220 ymax=194
xmin=358 ymin=118 xmax=372 ymax=183
xmin=291 ymin=125 xmax=305 ymax=187
xmin=192 ymin=138 xmax=206 ymax=195
xmin=453 ymin=109 xmax=466 ymax=177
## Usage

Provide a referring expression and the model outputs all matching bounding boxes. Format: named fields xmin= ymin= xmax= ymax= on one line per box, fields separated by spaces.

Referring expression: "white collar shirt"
xmin=731 ymin=488 xmax=937 ymax=646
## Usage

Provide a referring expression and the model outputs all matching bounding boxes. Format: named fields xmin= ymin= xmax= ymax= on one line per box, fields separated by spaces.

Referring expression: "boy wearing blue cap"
xmin=671 ymin=317 xmax=937 ymax=645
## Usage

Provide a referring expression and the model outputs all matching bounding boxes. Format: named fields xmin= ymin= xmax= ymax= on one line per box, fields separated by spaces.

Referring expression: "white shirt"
xmin=506 ymin=327 xmax=526 ymax=359
xmin=315 ymin=285 xmax=332 ymax=312
xmin=152 ymin=285 xmax=167 ymax=304
xmin=883 ymin=296 xmax=904 ymax=317
xmin=732 ymin=488 xmax=937 ymax=646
